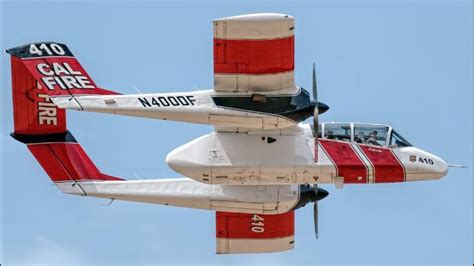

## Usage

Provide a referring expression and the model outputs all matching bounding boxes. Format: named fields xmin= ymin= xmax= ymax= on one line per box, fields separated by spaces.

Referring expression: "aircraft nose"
xmin=419 ymin=151 xmax=448 ymax=179
xmin=402 ymin=147 xmax=448 ymax=181
xmin=433 ymin=155 xmax=448 ymax=178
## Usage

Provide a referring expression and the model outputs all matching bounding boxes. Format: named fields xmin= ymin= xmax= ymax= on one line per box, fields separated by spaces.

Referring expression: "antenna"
xmin=447 ymin=164 xmax=467 ymax=168
xmin=131 ymin=84 xmax=142 ymax=94
xmin=99 ymin=198 xmax=115 ymax=206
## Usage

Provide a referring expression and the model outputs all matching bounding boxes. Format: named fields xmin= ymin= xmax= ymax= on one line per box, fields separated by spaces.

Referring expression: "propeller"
xmin=313 ymin=184 xmax=319 ymax=239
xmin=293 ymin=184 xmax=329 ymax=239
xmin=292 ymin=63 xmax=329 ymax=238
xmin=312 ymin=184 xmax=329 ymax=239
xmin=312 ymin=63 xmax=319 ymax=162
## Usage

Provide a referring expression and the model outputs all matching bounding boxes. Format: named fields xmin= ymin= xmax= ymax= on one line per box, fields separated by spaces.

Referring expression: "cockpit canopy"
xmin=314 ymin=122 xmax=412 ymax=148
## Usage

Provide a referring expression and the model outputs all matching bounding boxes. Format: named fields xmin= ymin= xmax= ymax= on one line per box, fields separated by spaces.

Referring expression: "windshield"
xmin=317 ymin=123 xmax=410 ymax=148
xmin=389 ymin=130 xmax=412 ymax=148
xmin=323 ymin=123 xmax=351 ymax=142
xmin=354 ymin=124 xmax=389 ymax=146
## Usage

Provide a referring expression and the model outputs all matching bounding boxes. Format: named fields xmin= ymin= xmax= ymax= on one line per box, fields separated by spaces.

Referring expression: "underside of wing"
xmin=216 ymin=211 xmax=295 ymax=254
xmin=213 ymin=13 xmax=296 ymax=94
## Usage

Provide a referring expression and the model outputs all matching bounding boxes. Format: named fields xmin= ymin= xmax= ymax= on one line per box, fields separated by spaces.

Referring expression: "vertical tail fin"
xmin=6 ymin=42 xmax=123 ymax=186
xmin=9 ymin=55 xmax=67 ymax=136
xmin=6 ymin=42 xmax=119 ymax=97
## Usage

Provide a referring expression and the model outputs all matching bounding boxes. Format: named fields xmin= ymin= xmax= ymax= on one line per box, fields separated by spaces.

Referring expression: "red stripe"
xmin=216 ymin=211 xmax=294 ymax=239
xmin=214 ymin=36 xmax=294 ymax=75
xmin=358 ymin=145 xmax=405 ymax=183
xmin=28 ymin=143 xmax=122 ymax=182
xmin=320 ymin=140 xmax=367 ymax=184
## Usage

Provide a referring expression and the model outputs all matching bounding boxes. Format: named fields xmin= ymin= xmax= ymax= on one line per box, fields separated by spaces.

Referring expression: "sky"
xmin=1 ymin=0 xmax=472 ymax=265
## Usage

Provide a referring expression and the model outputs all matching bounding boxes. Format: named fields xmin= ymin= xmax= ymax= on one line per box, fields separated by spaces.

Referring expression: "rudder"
xmin=9 ymin=55 xmax=67 ymax=136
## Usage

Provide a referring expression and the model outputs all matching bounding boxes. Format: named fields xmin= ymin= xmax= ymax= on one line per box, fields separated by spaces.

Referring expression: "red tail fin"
xmin=7 ymin=42 xmax=122 ymax=183
xmin=9 ymin=55 xmax=67 ymax=135
xmin=6 ymin=42 xmax=119 ymax=97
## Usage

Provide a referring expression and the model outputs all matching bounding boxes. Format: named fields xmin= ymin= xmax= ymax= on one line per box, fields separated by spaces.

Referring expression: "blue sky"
xmin=1 ymin=0 xmax=472 ymax=265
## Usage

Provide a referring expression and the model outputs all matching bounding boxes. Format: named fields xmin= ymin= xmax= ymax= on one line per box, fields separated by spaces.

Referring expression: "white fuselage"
xmin=166 ymin=124 xmax=448 ymax=185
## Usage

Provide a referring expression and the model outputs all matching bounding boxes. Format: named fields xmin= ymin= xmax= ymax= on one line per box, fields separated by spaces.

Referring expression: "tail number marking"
xmin=418 ymin=157 xmax=434 ymax=165
xmin=138 ymin=96 xmax=196 ymax=107
xmin=250 ymin=214 xmax=265 ymax=233
xmin=29 ymin=43 xmax=66 ymax=56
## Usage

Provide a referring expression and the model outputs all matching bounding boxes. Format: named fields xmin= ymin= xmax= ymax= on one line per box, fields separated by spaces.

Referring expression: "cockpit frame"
xmin=318 ymin=122 xmax=412 ymax=148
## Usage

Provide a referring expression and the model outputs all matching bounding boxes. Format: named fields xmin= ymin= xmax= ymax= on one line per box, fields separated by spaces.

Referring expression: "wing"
xmin=216 ymin=211 xmax=295 ymax=254
xmin=213 ymin=13 xmax=296 ymax=93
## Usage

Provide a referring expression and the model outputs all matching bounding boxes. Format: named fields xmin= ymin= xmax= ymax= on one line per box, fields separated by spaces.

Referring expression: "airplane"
xmin=5 ymin=13 xmax=460 ymax=254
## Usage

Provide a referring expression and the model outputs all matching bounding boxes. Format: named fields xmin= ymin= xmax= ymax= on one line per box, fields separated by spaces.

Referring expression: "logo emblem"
xmin=409 ymin=155 xmax=416 ymax=162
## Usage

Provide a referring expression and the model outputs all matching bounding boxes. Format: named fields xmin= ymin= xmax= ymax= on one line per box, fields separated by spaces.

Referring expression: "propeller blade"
xmin=314 ymin=114 xmax=319 ymax=162
xmin=312 ymin=63 xmax=317 ymax=103
xmin=313 ymin=184 xmax=319 ymax=239
xmin=314 ymin=201 xmax=319 ymax=239
xmin=313 ymin=63 xmax=319 ymax=162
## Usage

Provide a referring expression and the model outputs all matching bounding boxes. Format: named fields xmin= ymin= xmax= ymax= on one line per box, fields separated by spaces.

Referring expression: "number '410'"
xmin=419 ymin=157 xmax=434 ymax=165
xmin=250 ymin=214 xmax=265 ymax=233
xmin=29 ymin=43 xmax=65 ymax=56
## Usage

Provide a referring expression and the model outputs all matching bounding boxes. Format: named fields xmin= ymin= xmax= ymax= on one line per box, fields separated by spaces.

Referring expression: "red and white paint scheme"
xmin=213 ymin=13 xmax=295 ymax=93
xmin=6 ymin=13 xmax=458 ymax=254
